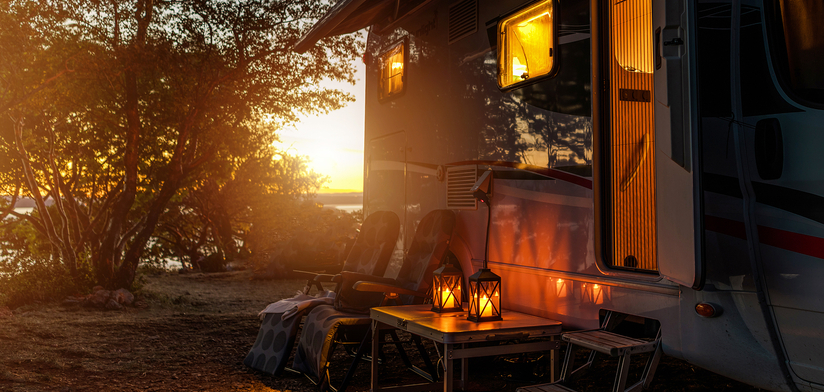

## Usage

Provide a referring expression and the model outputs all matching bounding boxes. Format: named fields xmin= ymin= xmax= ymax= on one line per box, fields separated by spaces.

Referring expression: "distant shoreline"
xmin=5 ymin=193 xmax=363 ymax=213
xmin=313 ymin=192 xmax=362 ymax=207
xmin=2 ymin=196 xmax=53 ymax=208
xmin=4 ymin=193 xmax=363 ymax=209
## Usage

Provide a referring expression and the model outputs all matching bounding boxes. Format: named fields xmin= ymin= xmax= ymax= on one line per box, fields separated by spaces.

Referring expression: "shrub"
xmin=0 ymin=217 xmax=92 ymax=308
xmin=249 ymin=207 xmax=360 ymax=278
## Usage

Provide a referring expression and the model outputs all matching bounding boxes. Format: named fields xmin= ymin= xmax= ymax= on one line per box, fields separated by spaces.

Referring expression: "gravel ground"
xmin=0 ymin=269 xmax=760 ymax=391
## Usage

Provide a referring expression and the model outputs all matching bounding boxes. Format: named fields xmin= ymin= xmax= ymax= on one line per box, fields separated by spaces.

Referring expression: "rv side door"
xmin=653 ymin=0 xmax=703 ymax=289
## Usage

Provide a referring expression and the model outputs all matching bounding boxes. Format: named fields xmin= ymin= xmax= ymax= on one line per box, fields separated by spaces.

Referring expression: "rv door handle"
xmin=655 ymin=28 xmax=662 ymax=70
xmin=663 ymin=37 xmax=683 ymax=46
xmin=620 ymin=133 xmax=650 ymax=192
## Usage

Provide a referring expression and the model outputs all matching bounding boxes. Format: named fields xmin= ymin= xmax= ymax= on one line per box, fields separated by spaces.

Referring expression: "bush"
xmin=0 ymin=262 xmax=82 ymax=308
xmin=199 ymin=253 xmax=227 ymax=273
xmin=0 ymin=217 xmax=92 ymax=308
xmin=249 ymin=207 xmax=360 ymax=278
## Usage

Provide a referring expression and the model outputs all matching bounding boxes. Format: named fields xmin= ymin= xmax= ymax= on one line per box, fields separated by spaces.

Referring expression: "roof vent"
xmin=447 ymin=166 xmax=478 ymax=209
xmin=448 ymin=0 xmax=478 ymax=44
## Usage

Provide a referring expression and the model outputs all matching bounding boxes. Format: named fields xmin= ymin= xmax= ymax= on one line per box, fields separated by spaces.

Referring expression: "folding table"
xmin=370 ymin=304 xmax=563 ymax=392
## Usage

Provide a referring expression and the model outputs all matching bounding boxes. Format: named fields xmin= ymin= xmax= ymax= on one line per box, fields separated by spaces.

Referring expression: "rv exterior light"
xmin=432 ymin=262 xmax=463 ymax=313
xmin=473 ymin=188 xmax=489 ymax=204
xmin=498 ymin=0 xmax=556 ymax=89
xmin=470 ymin=170 xmax=493 ymax=204
xmin=695 ymin=302 xmax=720 ymax=318
xmin=379 ymin=41 xmax=406 ymax=100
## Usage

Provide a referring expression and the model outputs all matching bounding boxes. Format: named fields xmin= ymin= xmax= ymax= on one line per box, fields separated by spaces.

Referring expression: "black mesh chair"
xmin=295 ymin=210 xmax=400 ymax=295
xmin=291 ymin=209 xmax=457 ymax=391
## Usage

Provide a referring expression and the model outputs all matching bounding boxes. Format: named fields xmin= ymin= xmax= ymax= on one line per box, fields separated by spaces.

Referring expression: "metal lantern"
xmin=431 ymin=263 xmax=463 ymax=313
xmin=467 ymin=268 xmax=502 ymax=322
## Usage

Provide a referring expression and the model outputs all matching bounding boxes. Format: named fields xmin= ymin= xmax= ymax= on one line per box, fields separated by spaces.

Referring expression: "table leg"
xmin=551 ymin=335 xmax=561 ymax=382
xmin=459 ymin=343 xmax=468 ymax=391
xmin=371 ymin=320 xmax=380 ymax=392
xmin=443 ymin=343 xmax=453 ymax=392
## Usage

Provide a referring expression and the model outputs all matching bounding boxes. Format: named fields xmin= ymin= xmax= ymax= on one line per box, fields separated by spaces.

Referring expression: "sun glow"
xmin=299 ymin=142 xmax=363 ymax=191
xmin=274 ymin=61 xmax=365 ymax=193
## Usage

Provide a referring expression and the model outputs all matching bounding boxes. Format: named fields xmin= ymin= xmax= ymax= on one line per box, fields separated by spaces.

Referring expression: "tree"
xmin=153 ymin=146 xmax=326 ymax=270
xmin=0 ymin=0 xmax=361 ymax=289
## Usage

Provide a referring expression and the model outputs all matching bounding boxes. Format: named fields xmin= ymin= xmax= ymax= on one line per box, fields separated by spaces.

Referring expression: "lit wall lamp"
xmin=467 ymin=169 xmax=502 ymax=322
xmin=471 ymin=170 xmax=492 ymax=204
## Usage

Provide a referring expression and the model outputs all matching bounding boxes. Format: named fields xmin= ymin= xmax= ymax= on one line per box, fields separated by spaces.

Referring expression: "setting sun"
xmin=276 ymin=62 xmax=365 ymax=194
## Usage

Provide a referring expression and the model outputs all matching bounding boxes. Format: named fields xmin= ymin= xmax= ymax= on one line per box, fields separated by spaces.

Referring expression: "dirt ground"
xmin=0 ymin=270 xmax=760 ymax=392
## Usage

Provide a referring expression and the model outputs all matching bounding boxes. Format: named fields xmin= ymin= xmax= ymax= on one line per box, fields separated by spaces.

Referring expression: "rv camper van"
xmin=295 ymin=0 xmax=824 ymax=390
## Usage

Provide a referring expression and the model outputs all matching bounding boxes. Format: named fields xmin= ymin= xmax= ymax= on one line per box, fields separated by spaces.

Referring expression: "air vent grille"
xmin=447 ymin=166 xmax=478 ymax=209
xmin=448 ymin=0 xmax=478 ymax=44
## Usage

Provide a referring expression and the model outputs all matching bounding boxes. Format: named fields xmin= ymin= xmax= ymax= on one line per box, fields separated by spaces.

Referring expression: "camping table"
xmin=370 ymin=304 xmax=563 ymax=392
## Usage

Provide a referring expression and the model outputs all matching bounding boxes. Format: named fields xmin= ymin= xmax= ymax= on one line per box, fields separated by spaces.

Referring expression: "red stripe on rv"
xmin=446 ymin=160 xmax=593 ymax=189
xmin=758 ymin=225 xmax=824 ymax=260
xmin=705 ymin=215 xmax=824 ymax=259
xmin=704 ymin=215 xmax=747 ymax=239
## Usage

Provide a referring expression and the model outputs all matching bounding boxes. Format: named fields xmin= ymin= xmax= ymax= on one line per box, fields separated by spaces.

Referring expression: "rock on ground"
xmin=64 ymin=288 xmax=136 ymax=310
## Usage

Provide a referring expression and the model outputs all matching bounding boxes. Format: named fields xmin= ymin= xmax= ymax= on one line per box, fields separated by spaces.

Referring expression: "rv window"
xmin=379 ymin=42 xmax=406 ymax=100
xmin=769 ymin=0 xmax=824 ymax=105
xmin=497 ymin=0 xmax=555 ymax=89
xmin=612 ymin=0 xmax=653 ymax=73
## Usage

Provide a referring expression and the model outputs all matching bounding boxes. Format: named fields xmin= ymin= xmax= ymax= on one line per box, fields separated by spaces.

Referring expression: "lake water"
xmin=328 ymin=204 xmax=363 ymax=213
xmin=2 ymin=207 xmax=34 ymax=220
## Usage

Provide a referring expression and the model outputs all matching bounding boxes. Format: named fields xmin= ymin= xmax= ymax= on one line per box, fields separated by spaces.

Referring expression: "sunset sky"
xmin=276 ymin=61 xmax=366 ymax=194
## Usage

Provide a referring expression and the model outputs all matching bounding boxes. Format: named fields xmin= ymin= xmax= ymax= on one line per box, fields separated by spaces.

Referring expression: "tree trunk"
xmin=13 ymin=118 xmax=81 ymax=280
xmin=216 ymin=211 xmax=237 ymax=261
xmin=114 ymin=162 xmax=184 ymax=288
xmin=94 ymin=0 xmax=154 ymax=289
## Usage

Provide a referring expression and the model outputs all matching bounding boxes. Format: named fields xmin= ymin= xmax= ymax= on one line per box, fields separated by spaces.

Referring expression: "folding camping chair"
xmin=291 ymin=209 xmax=457 ymax=391
xmin=294 ymin=210 xmax=400 ymax=295
xmin=244 ymin=211 xmax=400 ymax=376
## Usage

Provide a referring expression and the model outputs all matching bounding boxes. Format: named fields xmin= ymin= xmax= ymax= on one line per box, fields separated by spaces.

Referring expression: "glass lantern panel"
xmin=478 ymin=281 xmax=500 ymax=317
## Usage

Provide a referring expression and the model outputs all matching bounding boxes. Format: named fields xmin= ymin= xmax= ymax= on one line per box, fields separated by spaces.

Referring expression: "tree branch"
xmin=12 ymin=117 xmax=63 ymax=249
xmin=0 ymin=59 xmax=76 ymax=115
xmin=0 ymin=183 xmax=21 ymax=221
xmin=46 ymin=124 xmax=79 ymax=275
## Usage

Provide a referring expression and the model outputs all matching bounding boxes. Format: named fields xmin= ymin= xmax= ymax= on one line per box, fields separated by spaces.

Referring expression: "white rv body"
xmin=297 ymin=0 xmax=824 ymax=391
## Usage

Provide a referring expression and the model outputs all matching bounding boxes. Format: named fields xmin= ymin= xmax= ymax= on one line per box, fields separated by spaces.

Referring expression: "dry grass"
xmin=0 ymin=270 xmax=759 ymax=392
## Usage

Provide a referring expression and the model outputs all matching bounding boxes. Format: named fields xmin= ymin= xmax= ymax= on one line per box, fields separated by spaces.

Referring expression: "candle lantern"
xmin=431 ymin=263 xmax=463 ymax=313
xmin=467 ymin=268 xmax=502 ymax=322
